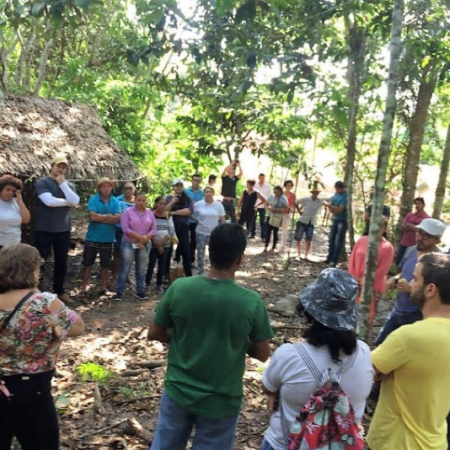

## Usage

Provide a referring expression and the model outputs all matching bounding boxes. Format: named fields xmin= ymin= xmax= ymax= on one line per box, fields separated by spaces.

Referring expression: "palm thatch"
xmin=0 ymin=94 xmax=144 ymax=183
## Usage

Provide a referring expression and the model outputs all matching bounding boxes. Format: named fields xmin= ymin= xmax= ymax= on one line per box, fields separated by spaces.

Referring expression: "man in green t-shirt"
xmin=148 ymin=223 xmax=273 ymax=449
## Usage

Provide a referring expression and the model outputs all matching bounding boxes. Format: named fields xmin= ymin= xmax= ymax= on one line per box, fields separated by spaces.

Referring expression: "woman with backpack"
xmin=260 ymin=269 xmax=374 ymax=450
xmin=0 ymin=244 xmax=84 ymax=449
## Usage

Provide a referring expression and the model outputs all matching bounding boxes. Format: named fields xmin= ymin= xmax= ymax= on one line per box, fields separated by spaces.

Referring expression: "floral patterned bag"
xmin=284 ymin=343 xmax=364 ymax=450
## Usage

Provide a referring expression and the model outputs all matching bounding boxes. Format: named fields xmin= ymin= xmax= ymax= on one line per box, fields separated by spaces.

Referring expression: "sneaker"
xmin=113 ymin=295 xmax=123 ymax=302
xmin=191 ymin=262 xmax=198 ymax=269
xmin=247 ymin=235 xmax=255 ymax=239
xmin=135 ymin=292 xmax=148 ymax=300
xmin=328 ymin=262 xmax=337 ymax=268
xmin=58 ymin=293 xmax=73 ymax=304
xmin=156 ymin=286 xmax=165 ymax=293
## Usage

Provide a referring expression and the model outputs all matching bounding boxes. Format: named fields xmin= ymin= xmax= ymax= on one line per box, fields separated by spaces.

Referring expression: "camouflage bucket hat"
xmin=299 ymin=268 xmax=359 ymax=331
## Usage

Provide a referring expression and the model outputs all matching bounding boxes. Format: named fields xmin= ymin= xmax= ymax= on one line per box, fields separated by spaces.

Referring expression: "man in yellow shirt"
xmin=367 ymin=253 xmax=450 ymax=450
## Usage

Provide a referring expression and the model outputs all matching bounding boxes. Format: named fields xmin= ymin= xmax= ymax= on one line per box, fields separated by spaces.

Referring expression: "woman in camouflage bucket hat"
xmin=298 ymin=268 xmax=360 ymax=331
xmin=260 ymin=268 xmax=373 ymax=450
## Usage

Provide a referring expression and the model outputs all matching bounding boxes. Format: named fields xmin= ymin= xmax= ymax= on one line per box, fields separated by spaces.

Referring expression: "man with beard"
xmin=367 ymin=252 xmax=450 ymax=450
xmin=375 ymin=218 xmax=446 ymax=345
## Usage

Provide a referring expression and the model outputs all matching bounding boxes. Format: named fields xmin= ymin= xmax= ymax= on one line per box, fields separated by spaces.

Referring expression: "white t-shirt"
xmin=262 ymin=341 xmax=374 ymax=450
xmin=255 ymin=182 xmax=272 ymax=208
xmin=194 ymin=200 xmax=225 ymax=235
xmin=0 ymin=198 xmax=22 ymax=246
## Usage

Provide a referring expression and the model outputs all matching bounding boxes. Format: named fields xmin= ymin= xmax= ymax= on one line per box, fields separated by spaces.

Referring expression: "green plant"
xmin=76 ymin=362 xmax=115 ymax=385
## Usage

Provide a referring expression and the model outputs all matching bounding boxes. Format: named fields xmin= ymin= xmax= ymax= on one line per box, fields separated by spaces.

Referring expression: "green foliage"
xmin=76 ymin=362 xmax=115 ymax=385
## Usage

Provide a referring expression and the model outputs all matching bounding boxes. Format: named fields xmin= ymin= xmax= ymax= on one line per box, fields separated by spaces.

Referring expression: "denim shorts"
xmin=83 ymin=241 xmax=114 ymax=268
xmin=294 ymin=221 xmax=314 ymax=242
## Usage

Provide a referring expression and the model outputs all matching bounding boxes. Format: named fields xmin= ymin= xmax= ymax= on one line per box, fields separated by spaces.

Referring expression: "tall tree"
xmin=359 ymin=0 xmax=404 ymax=341
xmin=433 ymin=120 xmax=450 ymax=219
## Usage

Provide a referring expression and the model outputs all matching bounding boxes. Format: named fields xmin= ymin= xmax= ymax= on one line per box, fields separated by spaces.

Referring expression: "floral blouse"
xmin=0 ymin=292 xmax=77 ymax=376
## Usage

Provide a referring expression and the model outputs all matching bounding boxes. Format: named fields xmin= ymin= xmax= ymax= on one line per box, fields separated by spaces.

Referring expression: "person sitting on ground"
xmin=264 ymin=186 xmax=288 ymax=253
xmin=367 ymin=253 xmax=450 ymax=450
xmin=237 ymin=180 xmax=266 ymax=238
xmin=112 ymin=182 xmax=136 ymax=285
xmin=348 ymin=217 xmax=394 ymax=339
xmin=165 ymin=178 xmax=194 ymax=277
xmin=0 ymin=243 xmax=84 ymax=450
xmin=396 ymin=197 xmax=429 ymax=266
xmin=280 ymin=180 xmax=296 ymax=251
xmin=115 ymin=192 xmax=156 ymax=301
xmin=0 ymin=175 xmax=30 ymax=249
xmin=146 ymin=196 xmax=175 ymax=293
xmin=220 ymin=160 xmax=243 ymax=223
xmin=34 ymin=156 xmax=80 ymax=303
xmin=194 ymin=187 xmax=226 ymax=275
xmin=81 ymin=177 xmax=121 ymax=297
xmin=148 ymin=223 xmax=272 ymax=450
xmin=260 ymin=268 xmax=374 ymax=450
xmin=294 ymin=187 xmax=323 ymax=260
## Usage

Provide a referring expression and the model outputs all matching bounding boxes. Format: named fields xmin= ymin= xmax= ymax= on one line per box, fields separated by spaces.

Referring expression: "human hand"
xmin=171 ymin=196 xmax=179 ymax=204
xmin=15 ymin=189 xmax=22 ymax=201
xmin=397 ymin=278 xmax=411 ymax=293
xmin=157 ymin=245 xmax=164 ymax=255
xmin=56 ymin=174 xmax=65 ymax=184
xmin=266 ymin=392 xmax=279 ymax=411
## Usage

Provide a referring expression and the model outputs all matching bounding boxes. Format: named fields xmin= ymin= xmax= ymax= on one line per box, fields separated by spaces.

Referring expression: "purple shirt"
xmin=121 ymin=206 xmax=156 ymax=244
xmin=400 ymin=212 xmax=430 ymax=247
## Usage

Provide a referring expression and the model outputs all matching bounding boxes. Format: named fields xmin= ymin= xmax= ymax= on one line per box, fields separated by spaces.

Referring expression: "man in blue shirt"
xmin=81 ymin=177 xmax=121 ymax=298
xmin=184 ymin=174 xmax=204 ymax=266
xmin=324 ymin=181 xmax=348 ymax=267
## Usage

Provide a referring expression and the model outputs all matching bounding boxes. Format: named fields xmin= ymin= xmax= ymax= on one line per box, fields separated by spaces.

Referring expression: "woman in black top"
xmin=238 ymin=180 xmax=266 ymax=238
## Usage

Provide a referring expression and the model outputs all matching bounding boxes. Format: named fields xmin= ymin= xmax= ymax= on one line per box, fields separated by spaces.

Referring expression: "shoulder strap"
xmin=0 ymin=291 xmax=34 ymax=333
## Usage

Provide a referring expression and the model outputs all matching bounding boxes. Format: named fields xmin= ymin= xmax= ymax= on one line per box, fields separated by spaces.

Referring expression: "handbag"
xmin=268 ymin=197 xmax=284 ymax=228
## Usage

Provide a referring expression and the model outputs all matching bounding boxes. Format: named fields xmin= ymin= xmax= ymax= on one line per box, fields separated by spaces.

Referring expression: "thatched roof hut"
xmin=0 ymin=94 xmax=144 ymax=183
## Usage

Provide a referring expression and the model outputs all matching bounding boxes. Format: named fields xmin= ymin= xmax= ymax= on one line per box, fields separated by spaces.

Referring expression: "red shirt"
xmin=400 ymin=211 xmax=429 ymax=247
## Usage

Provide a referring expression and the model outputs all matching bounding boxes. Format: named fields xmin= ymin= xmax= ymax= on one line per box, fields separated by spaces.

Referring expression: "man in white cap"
xmin=35 ymin=156 xmax=80 ymax=303
xmin=81 ymin=177 xmax=121 ymax=297
xmin=376 ymin=218 xmax=446 ymax=345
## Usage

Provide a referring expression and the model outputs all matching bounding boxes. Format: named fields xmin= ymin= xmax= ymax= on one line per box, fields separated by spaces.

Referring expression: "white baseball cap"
xmin=172 ymin=178 xmax=185 ymax=186
xmin=416 ymin=218 xmax=446 ymax=238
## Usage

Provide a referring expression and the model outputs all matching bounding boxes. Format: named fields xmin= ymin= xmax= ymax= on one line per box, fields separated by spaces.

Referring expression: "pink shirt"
xmin=121 ymin=206 xmax=156 ymax=244
xmin=400 ymin=211 xmax=429 ymax=247
xmin=348 ymin=236 xmax=394 ymax=294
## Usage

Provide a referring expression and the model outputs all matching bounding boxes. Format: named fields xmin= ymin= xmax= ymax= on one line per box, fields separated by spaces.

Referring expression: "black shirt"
xmin=221 ymin=176 xmax=238 ymax=198
xmin=363 ymin=204 xmax=391 ymax=235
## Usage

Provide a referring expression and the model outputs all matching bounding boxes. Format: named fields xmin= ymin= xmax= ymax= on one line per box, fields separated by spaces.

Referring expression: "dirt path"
xmin=49 ymin=222 xmax=386 ymax=449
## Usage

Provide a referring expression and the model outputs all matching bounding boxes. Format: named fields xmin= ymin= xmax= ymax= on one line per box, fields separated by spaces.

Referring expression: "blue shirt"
xmin=331 ymin=191 xmax=347 ymax=221
xmin=116 ymin=194 xmax=135 ymax=229
xmin=185 ymin=187 xmax=204 ymax=224
xmin=86 ymin=194 xmax=121 ymax=243
xmin=393 ymin=247 xmax=420 ymax=314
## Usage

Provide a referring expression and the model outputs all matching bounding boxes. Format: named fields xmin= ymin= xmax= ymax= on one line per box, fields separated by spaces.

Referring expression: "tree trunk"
xmin=344 ymin=23 xmax=366 ymax=250
xmin=433 ymin=121 xmax=450 ymax=219
xmin=33 ymin=38 xmax=54 ymax=95
xmin=396 ymin=67 xmax=437 ymax=238
xmin=359 ymin=0 xmax=404 ymax=342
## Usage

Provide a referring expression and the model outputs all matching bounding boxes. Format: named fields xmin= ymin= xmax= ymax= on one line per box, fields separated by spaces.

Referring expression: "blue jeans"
xmin=294 ymin=221 xmax=314 ymax=242
xmin=151 ymin=391 xmax=239 ymax=450
xmin=196 ymin=232 xmax=210 ymax=275
xmin=251 ymin=208 xmax=267 ymax=239
xmin=260 ymin=438 xmax=275 ymax=450
xmin=327 ymin=219 xmax=347 ymax=264
xmin=116 ymin=240 xmax=150 ymax=296
xmin=146 ymin=246 xmax=170 ymax=287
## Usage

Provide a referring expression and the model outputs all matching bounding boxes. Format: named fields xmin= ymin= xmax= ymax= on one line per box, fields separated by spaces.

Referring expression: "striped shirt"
xmin=153 ymin=214 xmax=175 ymax=248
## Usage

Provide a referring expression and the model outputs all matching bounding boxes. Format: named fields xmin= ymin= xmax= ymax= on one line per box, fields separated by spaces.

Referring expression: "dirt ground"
xmin=44 ymin=217 xmax=388 ymax=449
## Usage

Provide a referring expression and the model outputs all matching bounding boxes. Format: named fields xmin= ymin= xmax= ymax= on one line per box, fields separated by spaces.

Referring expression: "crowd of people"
xmin=1 ymin=155 xmax=450 ymax=450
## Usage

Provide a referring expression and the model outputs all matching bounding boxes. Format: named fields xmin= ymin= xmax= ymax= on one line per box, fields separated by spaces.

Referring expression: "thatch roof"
xmin=0 ymin=95 xmax=144 ymax=183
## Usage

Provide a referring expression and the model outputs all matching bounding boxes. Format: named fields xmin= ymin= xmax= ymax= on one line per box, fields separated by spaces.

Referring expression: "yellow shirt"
xmin=367 ymin=317 xmax=450 ymax=450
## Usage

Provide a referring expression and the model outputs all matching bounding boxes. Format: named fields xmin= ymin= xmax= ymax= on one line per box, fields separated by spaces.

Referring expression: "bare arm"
xmin=89 ymin=211 xmax=120 ymax=223
xmin=219 ymin=215 xmax=226 ymax=224
xmin=49 ymin=298 xmax=85 ymax=337
xmin=222 ymin=165 xmax=232 ymax=177
xmin=247 ymin=340 xmax=270 ymax=362
xmin=235 ymin=162 xmax=243 ymax=179
xmin=15 ymin=191 xmax=30 ymax=224
xmin=170 ymin=208 xmax=191 ymax=217
xmin=237 ymin=192 xmax=244 ymax=209
xmin=256 ymin=192 xmax=266 ymax=203
xmin=148 ymin=319 xmax=172 ymax=343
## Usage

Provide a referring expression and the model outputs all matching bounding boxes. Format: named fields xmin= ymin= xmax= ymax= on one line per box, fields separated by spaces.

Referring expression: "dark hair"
xmin=259 ymin=173 xmax=265 ymax=177
xmin=414 ymin=197 xmax=425 ymax=205
xmin=419 ymin=253 xmax=450 ymax=304
xmin=297 ymin=307 xmax=357 ymax=363
xmin=135 ymin=191 xmax=147 ymax=199
xmin=0 ymin=175 xmax=23 ymax=193
xmin=0 ymin=244 xmax=40 ymax=293
xmin=274 ymin=185 xmax=283 ymax=194
xmin=209 ymin=224 xmax=247 ymax=270
xmin=335 ymin=181 xmax=345 ymax=189
xmin=192 ymin=173 xmax=202 ymax=180
xmin=247 ymin=179 xmax=256 ymax=186
xmin=208 ymin=174 xmax=217 ymax=182
xmin=284 ymin=180 xmax=294 ymax=188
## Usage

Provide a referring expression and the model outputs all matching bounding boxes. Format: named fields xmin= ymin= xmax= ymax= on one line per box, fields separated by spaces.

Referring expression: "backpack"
xmin=283 ymin=343 xmax=364 ymax=450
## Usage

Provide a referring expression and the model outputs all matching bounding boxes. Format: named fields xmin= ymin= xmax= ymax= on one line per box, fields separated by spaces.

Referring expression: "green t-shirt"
xmin=154 ymin=276 xmax=273 ymax=419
